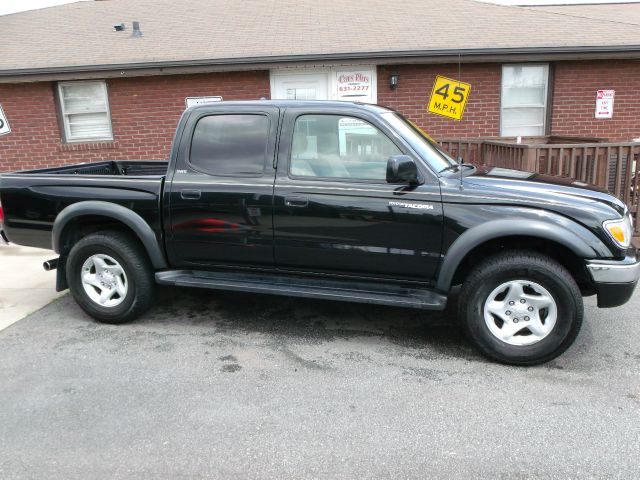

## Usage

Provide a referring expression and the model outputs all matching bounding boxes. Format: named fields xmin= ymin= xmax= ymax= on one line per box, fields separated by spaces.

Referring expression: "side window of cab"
xmin=190 ymin=114 xmax=270 ymax=177
xmin=290 ymin=114 xmax=402 ymax=181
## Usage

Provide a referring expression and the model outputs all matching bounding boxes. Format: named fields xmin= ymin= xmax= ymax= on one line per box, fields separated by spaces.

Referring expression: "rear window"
xmin=189 ymin=114 xmax=269 ymax=176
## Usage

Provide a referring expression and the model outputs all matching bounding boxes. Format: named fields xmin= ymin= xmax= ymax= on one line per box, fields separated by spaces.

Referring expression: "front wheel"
xmin=66 ymin=230 xmax=156 ymax=324
xmin=459 ymin=251 xmax=583 ymax=366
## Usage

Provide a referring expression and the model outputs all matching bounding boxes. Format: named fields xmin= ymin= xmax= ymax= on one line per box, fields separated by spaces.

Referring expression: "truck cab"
xmin=166 ymin=102 xmax=444 ymax=282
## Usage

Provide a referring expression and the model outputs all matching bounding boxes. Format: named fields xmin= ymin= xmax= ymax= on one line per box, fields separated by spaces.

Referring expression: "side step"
xmin=155 ymin=270 xmax=447 ymax=311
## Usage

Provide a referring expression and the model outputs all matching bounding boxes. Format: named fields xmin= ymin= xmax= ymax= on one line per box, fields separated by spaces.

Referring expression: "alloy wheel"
xmin=483 ymin=280 xmax=558 ymax=346
xmin=81 ymin=254 xmax=128 ymax=308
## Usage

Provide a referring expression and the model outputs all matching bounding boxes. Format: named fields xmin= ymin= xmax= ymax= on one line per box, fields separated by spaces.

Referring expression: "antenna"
xmin=458 ymin=52 xmax=464 ymax=191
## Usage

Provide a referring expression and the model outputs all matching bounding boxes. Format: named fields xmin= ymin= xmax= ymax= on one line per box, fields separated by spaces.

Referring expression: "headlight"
xmin=603 ymin=214 xmax=633 ymax=248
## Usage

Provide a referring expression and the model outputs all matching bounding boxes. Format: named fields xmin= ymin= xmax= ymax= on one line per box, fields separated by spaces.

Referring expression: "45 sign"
xmin=427 ymin=75 xmax=471 ymax=121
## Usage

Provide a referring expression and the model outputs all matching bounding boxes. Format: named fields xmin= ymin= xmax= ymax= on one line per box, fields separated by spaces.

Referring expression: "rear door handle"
xmin=180 ymin=189 xmax=201 ymax=200
xmin=285 ymin=196 xmax=309 ymax=208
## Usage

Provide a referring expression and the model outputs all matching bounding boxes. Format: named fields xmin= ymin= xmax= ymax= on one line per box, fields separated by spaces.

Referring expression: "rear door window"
xmin=190 ymin=114 xmax=270 ymax=176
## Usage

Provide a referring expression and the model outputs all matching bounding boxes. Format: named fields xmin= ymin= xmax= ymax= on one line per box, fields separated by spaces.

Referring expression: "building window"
xmin=57 ymin=81 xmax=113 ymax=142
xmin=189 ymin=114 xmax=269 ymax=176
xmin=501 ymin=64 xmax=549 ymax=137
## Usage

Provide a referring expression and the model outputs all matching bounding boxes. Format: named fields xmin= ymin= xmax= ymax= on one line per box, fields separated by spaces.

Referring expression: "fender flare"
xmin=52 ymin=201 xmax=168 ymax=269
xmin=436 ymin=217 xmax=611 ymax=292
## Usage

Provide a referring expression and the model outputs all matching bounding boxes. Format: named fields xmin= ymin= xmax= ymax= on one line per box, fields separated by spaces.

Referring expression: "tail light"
xmin=0 ymin=204 xmax=4 ymax=224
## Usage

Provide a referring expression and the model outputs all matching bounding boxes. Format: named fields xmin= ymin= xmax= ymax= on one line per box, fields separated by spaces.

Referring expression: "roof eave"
xmin=1 ymin=45 xmax=639 ymax=83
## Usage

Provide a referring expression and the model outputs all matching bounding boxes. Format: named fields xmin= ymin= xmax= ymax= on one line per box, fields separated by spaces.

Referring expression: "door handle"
xmin=180 ymin=189 xmax=201 ymax=200
xmin=284 ymin=196 xmax=309 ymax=208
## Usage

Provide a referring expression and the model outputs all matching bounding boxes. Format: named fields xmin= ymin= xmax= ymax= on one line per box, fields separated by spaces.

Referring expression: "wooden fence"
xmin=438 ymin=139 xmax=640 ymax=234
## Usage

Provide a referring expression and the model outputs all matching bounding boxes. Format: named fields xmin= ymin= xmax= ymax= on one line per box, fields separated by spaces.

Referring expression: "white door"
xmin=270 ymin=72 xmax=329 ymax=101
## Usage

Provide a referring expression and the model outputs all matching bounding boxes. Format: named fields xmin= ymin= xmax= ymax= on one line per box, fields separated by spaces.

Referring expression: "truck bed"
xmin=16 ymin=160 xmax=168 ymax=177
xmin=0 ymin=161 xmax=167 ymax=250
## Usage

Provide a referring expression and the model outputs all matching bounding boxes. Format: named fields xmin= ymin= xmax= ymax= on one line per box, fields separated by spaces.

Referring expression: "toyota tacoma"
xmin=0 ymin=100 xmax=637 ymax=365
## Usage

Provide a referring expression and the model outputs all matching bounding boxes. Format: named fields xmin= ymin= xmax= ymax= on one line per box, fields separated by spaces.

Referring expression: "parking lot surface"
xmin=1 ymin=286 xmax=639 ymax=479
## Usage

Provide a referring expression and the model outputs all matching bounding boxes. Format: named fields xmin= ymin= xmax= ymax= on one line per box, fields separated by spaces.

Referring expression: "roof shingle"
xmin=0 ymin=0 xmax=639 ymax=74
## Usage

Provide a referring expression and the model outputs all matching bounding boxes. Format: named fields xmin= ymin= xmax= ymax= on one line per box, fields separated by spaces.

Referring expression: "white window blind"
xmin=58 ymin=81 xmax=113 ymax=142
xmin=501 ymin=65 xmax=549 ymax=137
xmin=286 ymin=87 xmax=317 ymax=100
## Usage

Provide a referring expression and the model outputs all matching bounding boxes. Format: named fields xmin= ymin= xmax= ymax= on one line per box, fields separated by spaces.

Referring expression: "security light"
xmin=390 ymin=73 xmax=398 ymax=90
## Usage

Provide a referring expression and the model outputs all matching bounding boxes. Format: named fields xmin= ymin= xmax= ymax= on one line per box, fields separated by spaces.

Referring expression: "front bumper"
xmin=586 ymin=255 xmax=640 ymax=308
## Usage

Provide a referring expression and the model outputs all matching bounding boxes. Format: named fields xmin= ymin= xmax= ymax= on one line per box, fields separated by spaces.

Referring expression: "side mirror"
xmin=386 ymin=155 xmax=419 ymax=184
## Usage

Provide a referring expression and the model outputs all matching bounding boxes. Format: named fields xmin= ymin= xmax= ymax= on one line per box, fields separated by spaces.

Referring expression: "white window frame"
xmin=500 ymin=64 xmax=549 ymax=137
xmin=57 ymin=80 xmax=113 ymax=142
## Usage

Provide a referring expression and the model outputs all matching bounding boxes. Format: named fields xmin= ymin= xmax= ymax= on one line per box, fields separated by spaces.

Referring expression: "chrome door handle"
xmin=284 ymin=196 xmax=309 ymax=207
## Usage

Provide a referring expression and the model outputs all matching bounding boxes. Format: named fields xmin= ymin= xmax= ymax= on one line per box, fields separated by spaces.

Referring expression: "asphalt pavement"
xmin=0 ymin=286 xmax=638 ymax=479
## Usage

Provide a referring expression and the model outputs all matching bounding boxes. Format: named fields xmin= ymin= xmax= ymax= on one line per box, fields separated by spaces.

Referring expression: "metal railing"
xmin=438 ymin=139 xmax=640 ymax=234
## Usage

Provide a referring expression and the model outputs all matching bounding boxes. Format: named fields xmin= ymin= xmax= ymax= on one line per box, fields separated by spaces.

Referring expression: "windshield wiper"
xmin=439 ymin=163 xmax=476 ymax=174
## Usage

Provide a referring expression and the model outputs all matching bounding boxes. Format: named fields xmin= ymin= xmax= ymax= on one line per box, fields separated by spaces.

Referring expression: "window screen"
xmin=58 ymin=81 xmax=113 ymax=142
xmin=290 ymin=115 xmax=401 ymax=181
xmin=501 ymin=65 xmax=549 ymax=137
xmin=190 ymin=114 xmax=269 ymax=176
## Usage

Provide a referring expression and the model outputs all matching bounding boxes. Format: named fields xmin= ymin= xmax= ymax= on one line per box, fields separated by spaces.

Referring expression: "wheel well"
xmin=58 ymin=215 xmax=149 ymax=262
xmin=449 ymin=235 xmax=594 ymax=295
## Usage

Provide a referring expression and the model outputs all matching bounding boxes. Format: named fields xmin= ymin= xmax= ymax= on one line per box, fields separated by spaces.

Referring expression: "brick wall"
xmin=377 ymin=60 xmax=640 ymax=142
xmin=550 ymin=60 xmax=640 ymax=141
xmin=1 ymin=60 xmax=639 ymax=172
xmin=0 ymin=82 xmax=61 ymax=171
xmin=0 ymin=70 xmax=270 ymax=171
xmin=377 ymin=63 xmax=502 ymax=138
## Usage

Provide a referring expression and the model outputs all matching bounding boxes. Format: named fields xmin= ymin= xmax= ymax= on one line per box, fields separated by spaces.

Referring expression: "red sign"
xmin=595 ymin=89 xmax=614 ymax=119
xmin=336 ymin=70 xmax=373 ymax=103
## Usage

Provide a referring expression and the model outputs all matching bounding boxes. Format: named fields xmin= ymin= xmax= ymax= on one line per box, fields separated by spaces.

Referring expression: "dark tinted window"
xmin=190 ymin=114 xmax=269 ymax=176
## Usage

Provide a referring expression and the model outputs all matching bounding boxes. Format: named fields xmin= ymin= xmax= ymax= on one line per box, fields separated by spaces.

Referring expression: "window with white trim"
xmin=501 ymin=64 xmax=549 ymax=137
xmin=57 ymin=81 xmax=113 ymax=142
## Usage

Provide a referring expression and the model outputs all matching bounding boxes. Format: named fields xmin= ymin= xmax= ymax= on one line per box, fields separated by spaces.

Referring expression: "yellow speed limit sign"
xmin=427 ymin=75 xmax=471 ymax=121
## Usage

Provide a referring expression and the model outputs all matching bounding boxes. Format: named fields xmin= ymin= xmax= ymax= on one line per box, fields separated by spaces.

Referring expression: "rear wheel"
xmin=459 ymin=251 xmax=583 ymax=365
xmin=66 ymin=230 xmax=156 ymax=324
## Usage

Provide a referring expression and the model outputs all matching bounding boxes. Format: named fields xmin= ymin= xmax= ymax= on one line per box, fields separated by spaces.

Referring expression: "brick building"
xmin=0 ymin=0 xmax=639 ymax=171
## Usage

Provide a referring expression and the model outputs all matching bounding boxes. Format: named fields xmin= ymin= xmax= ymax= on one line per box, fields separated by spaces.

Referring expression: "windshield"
xmin=381 ymin=112 xmax=458 ymax=173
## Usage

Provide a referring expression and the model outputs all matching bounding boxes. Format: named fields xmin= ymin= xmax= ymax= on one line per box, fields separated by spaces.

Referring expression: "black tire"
xmin=66 ymin=230 xmax=156 ymax=324
xmin=459 ymin=250 xmax=583 ymax=366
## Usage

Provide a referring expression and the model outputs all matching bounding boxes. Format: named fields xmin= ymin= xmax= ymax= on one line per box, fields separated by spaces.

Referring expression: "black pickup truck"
xmin=0 ymin=100 xmax=638 ymax=365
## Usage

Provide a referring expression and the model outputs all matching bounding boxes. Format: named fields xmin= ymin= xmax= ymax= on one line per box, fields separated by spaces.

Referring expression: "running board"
xmin=155 ymin=270 xmax=447 ymax=311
